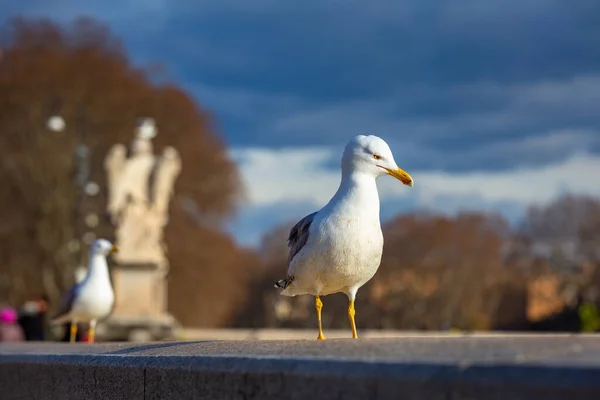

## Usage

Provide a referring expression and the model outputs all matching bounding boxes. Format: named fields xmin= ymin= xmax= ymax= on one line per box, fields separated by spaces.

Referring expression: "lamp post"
xmin=46 ymin=112 xmax=93 ymax=268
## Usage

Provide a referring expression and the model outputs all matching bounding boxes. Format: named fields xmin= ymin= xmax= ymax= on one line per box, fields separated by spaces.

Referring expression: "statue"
xmin=100 ymin=118 xmax=181 ymax=340
xmin=104 ymin=118 xmax=181 ymax=266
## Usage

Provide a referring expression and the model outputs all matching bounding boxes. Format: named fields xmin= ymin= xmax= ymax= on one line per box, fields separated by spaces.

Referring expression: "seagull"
xmin=51 ymin=239 xmax=117 ymax=343
xmin=274 ymin=135 xmax=414 ymax=340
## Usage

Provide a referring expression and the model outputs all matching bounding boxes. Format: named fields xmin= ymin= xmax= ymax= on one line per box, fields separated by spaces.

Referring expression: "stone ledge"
xmin=2 ymin=336 xmax=600 ymax=399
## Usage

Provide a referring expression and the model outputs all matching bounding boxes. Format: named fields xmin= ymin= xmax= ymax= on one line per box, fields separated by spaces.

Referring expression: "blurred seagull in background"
xmin=51 ymin=239 xmax=117 ymax=343
xmin=275 ymin=135 xmax=414 ymax=340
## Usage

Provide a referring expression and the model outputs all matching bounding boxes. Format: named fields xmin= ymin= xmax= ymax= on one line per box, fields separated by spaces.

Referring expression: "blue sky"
xmin=4 ymin=1 xmax=600 ymax=246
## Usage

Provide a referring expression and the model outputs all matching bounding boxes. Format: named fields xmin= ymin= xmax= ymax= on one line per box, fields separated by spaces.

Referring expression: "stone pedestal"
xmin=98 ymin=262 xmax=177 ymax=341
xmin=110 ymin=263 xmax=167 ymax=319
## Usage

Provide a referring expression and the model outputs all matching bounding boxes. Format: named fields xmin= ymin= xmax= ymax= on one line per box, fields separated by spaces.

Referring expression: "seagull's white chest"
xmin=316 ymin=214 xmax=383 ymax=290
xmin=72 ymin=278 xmax=115 ymax=321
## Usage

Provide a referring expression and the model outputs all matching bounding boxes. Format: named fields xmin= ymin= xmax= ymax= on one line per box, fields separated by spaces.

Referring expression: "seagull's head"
xmin=91 ymin=238 xmax=119 ymax=256
xmin=342 ymin=135 xmax=414 ymax=187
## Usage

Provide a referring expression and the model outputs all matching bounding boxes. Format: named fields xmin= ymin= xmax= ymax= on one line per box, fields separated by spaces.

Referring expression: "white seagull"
xmin=52 ymin=238 xmax=117 ymax=343
xmin=275 ymin=135 xmax=414 ymax=340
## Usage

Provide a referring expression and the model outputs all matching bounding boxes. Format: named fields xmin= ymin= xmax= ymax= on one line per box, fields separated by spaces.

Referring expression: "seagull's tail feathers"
xmin=274 ymin=275 xmax=294 ymax=289
xmin=273 ymin=279 xmax=286 ymax=288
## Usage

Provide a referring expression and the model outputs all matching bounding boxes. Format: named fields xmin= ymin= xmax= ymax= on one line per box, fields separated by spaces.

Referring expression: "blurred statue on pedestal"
xmin=101 ymin=118 xmax=181 ymax=341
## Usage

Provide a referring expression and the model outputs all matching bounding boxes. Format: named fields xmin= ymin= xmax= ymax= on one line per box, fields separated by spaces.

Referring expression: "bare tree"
xmin=519 ymin=195 xmax=600 ymax=272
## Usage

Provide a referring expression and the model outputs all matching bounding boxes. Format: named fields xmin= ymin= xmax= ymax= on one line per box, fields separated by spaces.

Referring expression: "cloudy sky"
xmin=4 ymin=1 xmax=600 ymax=246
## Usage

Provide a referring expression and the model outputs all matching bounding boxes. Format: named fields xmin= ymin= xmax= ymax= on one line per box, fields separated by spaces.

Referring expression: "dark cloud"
xmin=160 ymin=0 xmax=600 ymax=95
xmin=3 ymin=0 xmax=600 ymax=169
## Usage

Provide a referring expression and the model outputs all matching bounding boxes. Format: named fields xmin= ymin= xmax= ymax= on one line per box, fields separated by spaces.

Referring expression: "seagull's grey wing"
xmin=51 ymin=283 xmax=81 ymax=321
xmin=274 ymin=211 xmax=318 ymax=289
xmin=287 ymin=211 xmax=317 ymax=264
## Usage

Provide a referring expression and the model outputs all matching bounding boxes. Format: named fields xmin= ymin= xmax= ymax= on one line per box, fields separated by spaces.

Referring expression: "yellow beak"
xmin=383 ymin=166 xmax=414 ymax=187
xmin=110 ymin=245 xmax=119 ymax=253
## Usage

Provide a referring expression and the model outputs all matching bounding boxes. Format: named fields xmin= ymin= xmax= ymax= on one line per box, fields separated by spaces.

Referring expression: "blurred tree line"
xmin=1 ymin=17 xmax=599 ymax=332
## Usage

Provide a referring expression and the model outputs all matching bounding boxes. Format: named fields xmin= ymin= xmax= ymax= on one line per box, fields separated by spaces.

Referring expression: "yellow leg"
xmin=88 ymin=320 xmax=96 ymax=343
xmin=316 ymin=295 xmax=326 ymax=340
xmin=69 ymin=322 xmax=78 ymax=343
xmin=348 ymin=300 xmax=358 ymax=339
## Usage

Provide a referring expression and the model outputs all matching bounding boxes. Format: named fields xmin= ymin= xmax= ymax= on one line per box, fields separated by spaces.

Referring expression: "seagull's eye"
xmin=372 ymin=154 xmax=381 ymax=160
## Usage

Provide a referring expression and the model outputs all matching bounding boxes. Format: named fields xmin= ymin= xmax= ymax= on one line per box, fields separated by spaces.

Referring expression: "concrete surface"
xmin=2 ymin=335 xmax=600 ymax=399
xmin=177 ymin=327 xmax=591 ymax=341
